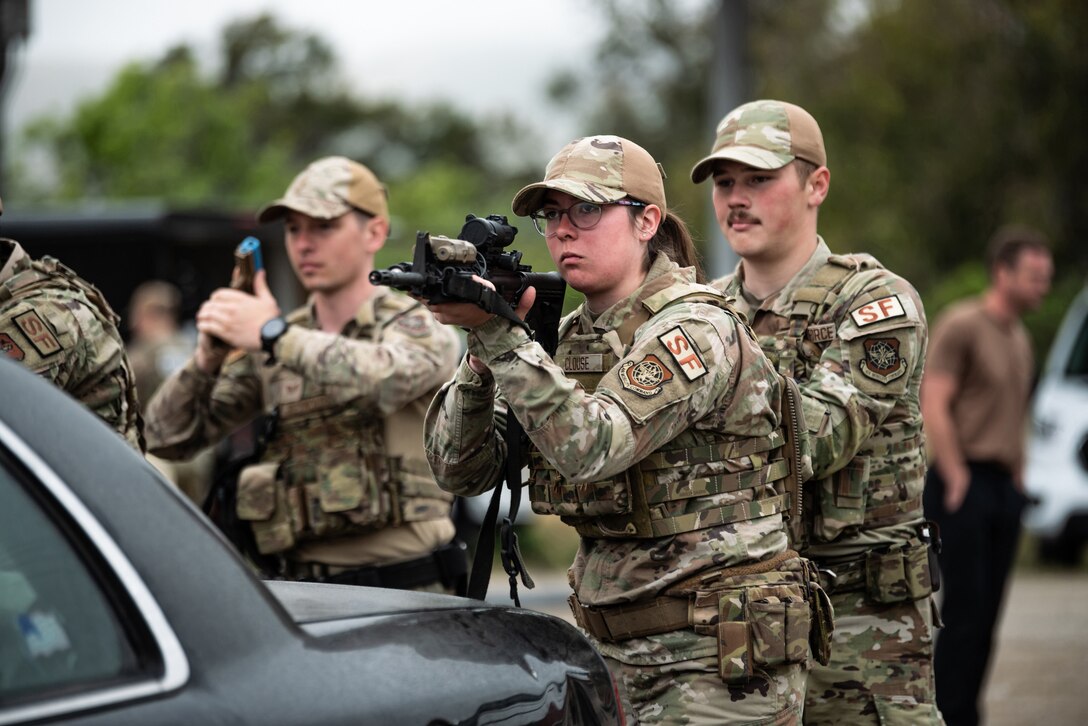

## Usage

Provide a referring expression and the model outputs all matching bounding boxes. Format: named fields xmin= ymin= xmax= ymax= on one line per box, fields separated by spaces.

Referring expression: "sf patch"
xmin=657 ymin=326 xmax=707 ymax=381
xmin=859 ymin=337 xmax=907 ymax=384
xmin=618 ymin=354 xmax=674 ymax=397
xmin=850 ymin=295 xmax=905 ymax=327
xmin=0 ymin=333 xmax=24 ymax=360
xmin=14 ymin=311 xmax=61 ymax=357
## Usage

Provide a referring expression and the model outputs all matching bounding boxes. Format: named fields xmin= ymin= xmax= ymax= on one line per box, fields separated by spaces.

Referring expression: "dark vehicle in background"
xmin=0 ymin=205 xmax=301 ymax=328
xmin=0 ymin=358 xmax=620 ymax=725
xmin=1025 ymin=285 xmax=1088 ymax=565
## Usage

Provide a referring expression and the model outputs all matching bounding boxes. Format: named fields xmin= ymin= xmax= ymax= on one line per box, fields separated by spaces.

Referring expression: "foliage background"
xmin=7 ymin=0 xmax=1087 ymax=351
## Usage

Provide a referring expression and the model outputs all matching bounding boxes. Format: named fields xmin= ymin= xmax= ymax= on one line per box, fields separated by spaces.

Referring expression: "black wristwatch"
xmin=259 ymin=316 xmax=289 ymax=363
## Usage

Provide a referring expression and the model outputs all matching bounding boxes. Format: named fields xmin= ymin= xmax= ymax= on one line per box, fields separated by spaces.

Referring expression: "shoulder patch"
xmin=0 ymin=333 xmax=25 ymax=360
xmin=394 ymin=311 xmax=429 ymax=338
xmin=850 ymin=295 xmax=905 ymax=327
xmin=618 ymin=354 xmax=674 ymax=397
xmin=657 ymin=326 xmax=708 ymax=381
xmin=14 ymin=310 xmax=61 ymax=357
xmin=858 ymin=337 xmax=907 ymax=383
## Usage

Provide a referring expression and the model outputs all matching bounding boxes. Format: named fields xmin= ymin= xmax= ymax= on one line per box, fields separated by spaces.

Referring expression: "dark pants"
xmin=923 ymin=461 xmax=1026 ymax=726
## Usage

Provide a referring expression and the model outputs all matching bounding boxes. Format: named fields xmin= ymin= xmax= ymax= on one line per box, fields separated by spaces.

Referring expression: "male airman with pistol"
xmin=145 ymin=157 xmax=465 ymax=593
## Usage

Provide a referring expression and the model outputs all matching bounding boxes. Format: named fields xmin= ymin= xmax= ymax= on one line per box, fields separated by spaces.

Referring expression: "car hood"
xmin=262 ymin=580 xmax=620 ymax=726
xmin=264 ymin=579 xmax=482 ymax=623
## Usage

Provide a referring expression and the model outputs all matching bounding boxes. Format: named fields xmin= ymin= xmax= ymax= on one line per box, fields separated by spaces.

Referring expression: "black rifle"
xmin=371 ymin=214 xmax=567 ymax=606
xmin=369 ymin=214 xmax=566 ymax=355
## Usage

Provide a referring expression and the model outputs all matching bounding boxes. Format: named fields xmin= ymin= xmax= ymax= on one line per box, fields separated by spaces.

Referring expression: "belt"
xmin=816 ymin=556 xmax=867 ymax=594
xmin=569 ymin=550 xmax=801 ymax=643
xmin=816 ymin=530 xmax=937 ymax=596
xmin=287 ymin=540 xmax=469 ymax=594
xmin=568 ymin=594 xmax=690 ymax=642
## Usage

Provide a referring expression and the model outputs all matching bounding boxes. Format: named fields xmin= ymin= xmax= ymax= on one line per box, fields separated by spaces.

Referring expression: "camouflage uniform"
xmin=716 ymin=239 xmax=943 ymax=724
xmin=129 ymin=331 xmax=192 ymax=408
xmin=129 ymin=329 xmax=215 ymax=505
xmin=146 ymin=289 xmax=462 ymax=587
xmin=0 ymin=239 xmax=143 ymax=450
xmin=427 ymin=253 xmax=833 ymax=725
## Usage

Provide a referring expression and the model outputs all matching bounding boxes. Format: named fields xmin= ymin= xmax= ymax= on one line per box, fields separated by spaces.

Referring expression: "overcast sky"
xmin=2 ymin=0 xmax=616 ymax=151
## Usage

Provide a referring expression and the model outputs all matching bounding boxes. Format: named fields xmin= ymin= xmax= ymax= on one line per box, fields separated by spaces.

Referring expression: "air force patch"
xmin=806 ymin=323 xmax=836 ymax=344
xmin=619 ymin=354 xmax=674 ymax=397
xmin=850 ymin=295 xmax=905 ymax=327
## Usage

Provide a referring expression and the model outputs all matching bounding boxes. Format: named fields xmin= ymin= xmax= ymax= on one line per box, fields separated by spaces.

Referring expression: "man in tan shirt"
xmin=921 ymin=224 xmax=1053 ymax=726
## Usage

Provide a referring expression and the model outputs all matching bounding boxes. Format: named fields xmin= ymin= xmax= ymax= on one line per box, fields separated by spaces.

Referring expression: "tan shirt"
xmin=926 ymin=297 xmax=1033 ymax=471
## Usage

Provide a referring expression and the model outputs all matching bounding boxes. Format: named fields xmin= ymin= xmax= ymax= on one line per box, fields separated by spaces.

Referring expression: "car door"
xmin=0 ymin=422 xmax=188 ymax=725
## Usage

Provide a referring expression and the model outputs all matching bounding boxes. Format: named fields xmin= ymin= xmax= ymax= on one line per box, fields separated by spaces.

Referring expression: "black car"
xmin=0 ymin=358 xmax=620 ymax=725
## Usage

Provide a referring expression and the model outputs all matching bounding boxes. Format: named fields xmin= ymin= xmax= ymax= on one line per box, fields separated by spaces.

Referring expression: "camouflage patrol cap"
xmin=690 ymin=100 xmax=826 ymax=183
xmin=511 ymin=135 xmax=668 ymax=217
xmin=257 ymin=156 xmax=389 ymax=223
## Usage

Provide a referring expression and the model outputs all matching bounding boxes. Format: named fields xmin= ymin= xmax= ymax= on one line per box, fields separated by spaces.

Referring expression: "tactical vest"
xmin=529 ymin=281 xmax=803 ymax=540
xmin=750 ymin=254 xmax=926 ymax=545
xmin=0 ymin=252 xmax=143 ymax=448
xmin=236 ymin=297 xmax=453 ymax=556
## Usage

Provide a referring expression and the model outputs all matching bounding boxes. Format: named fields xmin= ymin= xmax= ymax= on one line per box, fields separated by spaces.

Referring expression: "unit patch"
xmin=619 ymin=354 xmax=674 ymax=397
xmin=657 ymin=326 xmax=707 ymax=381
xmin=394 ymin=313 xmax=428 ymax=338
xmin=562 ymin=353 xmax=605 ymax=373
xmin=850 ymin=295 xmax=906 ymax=327
xmin=0 ymin=333 xmax=24 ymax=360
xmin=14 ymin=311 xmax=61 ymax=357
xmin=859 ymin=337 xmax=907 ymax=383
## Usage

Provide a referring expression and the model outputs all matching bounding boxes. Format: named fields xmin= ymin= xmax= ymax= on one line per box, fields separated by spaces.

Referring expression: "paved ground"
xmin=983 ymin=571 xmax=1088 ymax=726
xmin=504 ymin=566 xmax=1088 ymax=724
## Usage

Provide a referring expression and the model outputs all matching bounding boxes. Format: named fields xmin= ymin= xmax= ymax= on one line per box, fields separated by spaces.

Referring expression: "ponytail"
xmin=650 ymin=212 xmax=705 ymax=283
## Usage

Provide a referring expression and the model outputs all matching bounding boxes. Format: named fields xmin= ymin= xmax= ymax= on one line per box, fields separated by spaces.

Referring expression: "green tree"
xmin=750 ymin=0 xmax=1088 ymax=357
xmin=546 ymin=0 xmax=718 ymax=244
xmin=552 ymin=0 xmax=1087 ymax=356
xmin=11 ymin=13 xmax=536 ymax=219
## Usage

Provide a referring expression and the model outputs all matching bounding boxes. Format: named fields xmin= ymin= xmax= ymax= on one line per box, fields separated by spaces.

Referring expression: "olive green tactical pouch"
xmin=396 ymin=458 xmax=453 ymax=522
xmin=236 ymin=462 xmax=296 ymax=555
xmin=864 ymin=543 xmax=933 ymax=604
xmin=814 ymin=457 xmax=868 ymax=540
xmin=529 ymin=453 xmax=634 ymax=519
xmin=873 ymin=697 xmax=944 ymax=725
xmin=715 ymin=583 xmax=811 ymax=684
xmin=315 ymin=442 xmax=394 ymax=532
xmin=808 ymin=579 xmax=834 ymax=666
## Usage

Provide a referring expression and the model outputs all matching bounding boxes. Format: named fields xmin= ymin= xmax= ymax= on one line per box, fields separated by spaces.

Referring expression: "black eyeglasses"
xmin=528 ymin=199 xmax=647 ymax=237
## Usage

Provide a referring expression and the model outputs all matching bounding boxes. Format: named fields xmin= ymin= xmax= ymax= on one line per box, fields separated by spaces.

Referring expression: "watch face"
xmin=261 ymin=317 xmax=287 ymax=350
xmin=263 ymin=317 xmax=286 ymax=336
